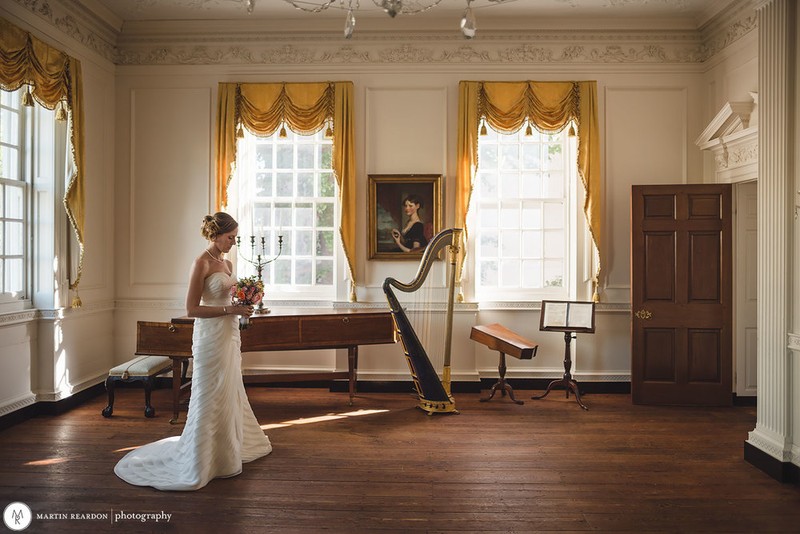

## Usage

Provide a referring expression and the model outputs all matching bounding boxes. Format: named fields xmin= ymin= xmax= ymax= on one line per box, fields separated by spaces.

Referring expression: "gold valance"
xmin=456 ymin=80 xmax=602 ymax=301
xmin=0 ymin=17 xmax=85 ymax=306
xmin=216 ymin=82 xmax=357 ymax=300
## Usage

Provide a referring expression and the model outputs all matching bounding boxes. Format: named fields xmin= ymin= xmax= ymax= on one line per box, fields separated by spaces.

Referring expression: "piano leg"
xmin=347 ymin=345 xmax=358 ymax=406
xmin=170 ymin=357 xmax=182 ymax=424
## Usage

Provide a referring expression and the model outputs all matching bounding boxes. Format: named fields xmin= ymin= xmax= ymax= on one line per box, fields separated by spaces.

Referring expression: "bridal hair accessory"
xmin=230 ymin=276 xmax=264 ymax=329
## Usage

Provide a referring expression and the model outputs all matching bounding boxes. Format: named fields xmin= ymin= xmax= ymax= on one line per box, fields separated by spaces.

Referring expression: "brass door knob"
xmin=634 ymin=309 xmax=652 ymax=320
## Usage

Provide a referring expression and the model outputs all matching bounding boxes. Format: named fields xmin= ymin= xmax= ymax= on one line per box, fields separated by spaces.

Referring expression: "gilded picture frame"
xmin=368 ymin=174 xmax=442 ymax=260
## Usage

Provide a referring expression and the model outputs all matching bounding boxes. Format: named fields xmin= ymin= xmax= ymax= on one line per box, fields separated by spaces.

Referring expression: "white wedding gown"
xmin=114 ymin=272 xmax=272 ymax=491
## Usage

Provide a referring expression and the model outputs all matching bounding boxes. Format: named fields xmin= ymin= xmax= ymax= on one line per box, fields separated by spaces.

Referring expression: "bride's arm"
xmin=185 ymin=258 xmax=232 ymax=318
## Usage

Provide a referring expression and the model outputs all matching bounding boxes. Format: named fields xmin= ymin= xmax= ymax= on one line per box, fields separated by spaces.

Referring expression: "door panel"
xmin=631 ymin=184 xmax=732 ymax=406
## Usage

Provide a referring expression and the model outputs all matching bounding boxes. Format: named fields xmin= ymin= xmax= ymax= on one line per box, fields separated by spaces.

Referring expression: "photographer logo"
xmin=3 ymin=502 xmax=32 ymax=531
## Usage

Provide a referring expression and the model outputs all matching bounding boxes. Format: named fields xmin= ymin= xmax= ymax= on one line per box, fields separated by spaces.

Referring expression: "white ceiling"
xmin=80 ymin=0 xmax=739 ymax=32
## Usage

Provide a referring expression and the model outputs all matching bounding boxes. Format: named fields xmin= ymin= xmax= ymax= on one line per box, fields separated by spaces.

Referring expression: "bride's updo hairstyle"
xmin=201 ymin=212 xmax=238 ymax=241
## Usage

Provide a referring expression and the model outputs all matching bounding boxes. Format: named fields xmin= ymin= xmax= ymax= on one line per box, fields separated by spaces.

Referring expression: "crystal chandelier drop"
xmin=246 ymin=0 xmax=513 ymax=40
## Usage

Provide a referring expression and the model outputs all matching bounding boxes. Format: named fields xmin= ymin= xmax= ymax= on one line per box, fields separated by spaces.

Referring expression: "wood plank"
xmin=0 ymin=389 xmax=797 ymax=533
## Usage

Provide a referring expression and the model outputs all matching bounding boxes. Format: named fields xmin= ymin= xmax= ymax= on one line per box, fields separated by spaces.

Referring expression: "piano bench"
xmin=101 ymin=356 xmax=173 ymax=418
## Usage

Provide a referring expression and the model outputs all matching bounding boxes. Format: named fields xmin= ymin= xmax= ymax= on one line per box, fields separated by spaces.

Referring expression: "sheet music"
xmin=566 ymin=303 xmax=593 ymax=329
xmin=542 ymin=302 xmax=568 ymax=328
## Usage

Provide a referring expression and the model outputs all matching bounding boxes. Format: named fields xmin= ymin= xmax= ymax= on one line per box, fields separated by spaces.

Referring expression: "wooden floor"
xmin=1 ymin=386 xmax=798 ymax=533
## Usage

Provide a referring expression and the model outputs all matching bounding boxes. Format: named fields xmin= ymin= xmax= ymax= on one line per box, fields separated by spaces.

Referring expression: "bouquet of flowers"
xmin=230 ymin=276 xmax=264 ymax=329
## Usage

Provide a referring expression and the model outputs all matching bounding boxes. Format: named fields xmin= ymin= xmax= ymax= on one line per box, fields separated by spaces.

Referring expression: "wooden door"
xmin=630 ymin=184 xmax=732 ymax=405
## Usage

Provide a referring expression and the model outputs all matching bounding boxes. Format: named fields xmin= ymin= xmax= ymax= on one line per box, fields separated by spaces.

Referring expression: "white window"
xmin=471 ymin=125 xmax=583 ymax=302
xmin=231 ymin=128 xmax=337 ymax=300
xmin=0 ymin=89 xmax=28 ymax=300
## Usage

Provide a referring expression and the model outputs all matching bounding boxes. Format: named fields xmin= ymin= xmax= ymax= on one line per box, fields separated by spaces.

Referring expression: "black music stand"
xmin=531 ymin=300 xmax=595 ymax=410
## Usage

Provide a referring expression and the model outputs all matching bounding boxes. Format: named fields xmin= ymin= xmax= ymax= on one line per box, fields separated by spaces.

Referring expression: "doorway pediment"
xmin=696 ymin=93 xmax=758 ymax=184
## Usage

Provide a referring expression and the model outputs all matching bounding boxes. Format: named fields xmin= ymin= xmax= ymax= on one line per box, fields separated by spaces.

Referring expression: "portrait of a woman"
xmin=391 ymin=194 xmax=429 ymax=252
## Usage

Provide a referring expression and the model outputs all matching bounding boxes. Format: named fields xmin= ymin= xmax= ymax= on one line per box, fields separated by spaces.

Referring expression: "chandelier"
xmin=245 ymin=1 xmax=512 ymax=40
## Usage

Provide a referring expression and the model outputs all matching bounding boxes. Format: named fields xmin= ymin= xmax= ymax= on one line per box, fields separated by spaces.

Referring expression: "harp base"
xmin=417 ymin=397 xmax=459 ymax=415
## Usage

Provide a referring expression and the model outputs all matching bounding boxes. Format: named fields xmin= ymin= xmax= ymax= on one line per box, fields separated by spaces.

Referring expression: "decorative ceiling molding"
xmin=115 ymin=40 xmax=710 ymax=66
xmin=8 ymin=0 xmax=757 ymax=67
xmin=9 ymin=0 xmax=117 ymax=62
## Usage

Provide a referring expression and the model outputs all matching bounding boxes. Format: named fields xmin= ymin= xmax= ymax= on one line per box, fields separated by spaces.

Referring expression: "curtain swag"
xmin=0 ymin=17 xmax=86 ymax=307
xmin=456 ymin=80 xmax=602 ymax=301
xmin=216 ymin=82 xmax=357 ymax=301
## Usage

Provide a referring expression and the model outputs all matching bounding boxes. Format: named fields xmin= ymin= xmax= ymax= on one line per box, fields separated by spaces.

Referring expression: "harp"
xmin=383 ymin=228 xmax=462 ymax=415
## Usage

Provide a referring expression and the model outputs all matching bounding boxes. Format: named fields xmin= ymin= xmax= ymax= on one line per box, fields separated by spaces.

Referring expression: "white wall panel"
xmin=129 ymin=87 xmax=211 ymax=289
xmin=604 ymin=86 xmax=689 ymax=299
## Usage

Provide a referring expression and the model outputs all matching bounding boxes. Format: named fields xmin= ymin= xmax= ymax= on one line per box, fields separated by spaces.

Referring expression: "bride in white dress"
xmin=115 ymin=212 xmax=272 ymax=491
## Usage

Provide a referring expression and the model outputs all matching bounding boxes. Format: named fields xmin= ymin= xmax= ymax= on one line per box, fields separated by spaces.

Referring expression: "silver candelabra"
xmin=236 ymin=233 xmax=283 ymax=314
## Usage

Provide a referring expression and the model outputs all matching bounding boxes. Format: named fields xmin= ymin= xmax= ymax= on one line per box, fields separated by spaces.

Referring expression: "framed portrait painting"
xmin=368 ymin=174 xmax=442 ymax=260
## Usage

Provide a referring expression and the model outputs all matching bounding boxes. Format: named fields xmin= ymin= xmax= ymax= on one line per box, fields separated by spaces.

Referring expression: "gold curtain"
xmin=0 ymin=17 xmax=85 ymax=307
xmin=456 ymin=80 xmax=602 ymax=301
xmin=216 ymin=82 xmax=357 ymax=300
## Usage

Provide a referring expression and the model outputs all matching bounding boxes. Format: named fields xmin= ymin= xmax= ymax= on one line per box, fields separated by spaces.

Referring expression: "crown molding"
xmin=8 ymin=0 xmax=757 ymax=67
xmin=7 ymin=0 xmax=117 ymax=62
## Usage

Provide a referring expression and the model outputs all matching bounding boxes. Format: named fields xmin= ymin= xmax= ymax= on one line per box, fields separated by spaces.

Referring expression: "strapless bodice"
xmin=201 ymin=271 xmax=234 ymax=307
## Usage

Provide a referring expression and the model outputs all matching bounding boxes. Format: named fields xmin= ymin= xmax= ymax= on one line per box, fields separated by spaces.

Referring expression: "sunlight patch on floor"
xmin=24 ymin=457 xmax=69 ymax=466
xmin=260 ymin=408 xmax=390 ymax=430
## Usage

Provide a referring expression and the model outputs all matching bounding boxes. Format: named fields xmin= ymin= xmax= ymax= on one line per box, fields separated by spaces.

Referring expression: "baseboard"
xmin=733 ymin=394 xmax=757 ymax=407
xmin=744 ymin=441 xmax=800 ymax=484
xmin=0 ymin=382 xmax=106 ymax=432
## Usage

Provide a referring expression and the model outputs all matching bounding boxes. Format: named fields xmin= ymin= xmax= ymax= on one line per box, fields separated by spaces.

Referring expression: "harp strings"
xmin=409 ymin=255 xmax=448 ymax=374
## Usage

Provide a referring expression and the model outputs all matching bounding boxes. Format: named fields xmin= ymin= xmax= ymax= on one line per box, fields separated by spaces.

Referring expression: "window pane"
xmin=544 ymin=171 xmax=564 ymax=198
xmin=315 ymin=259 xmax=333 ymax=284
xmin=5 ymin=222 xmax=23 ymax=255
xmin=5 ymin=258 xmax=23 ymax=293
xmin=297 ymin=145 xmax=314 ymax=169
xmin=4 ymin=187 xmax=23 ymax=219
xmin=499 ymin=145 xmax=519 ymax=170
xmin=500 ymin=173 xmax=518 ymax=198
xmin=275 ymin=203 xmax=292 ymax=227
xmin=295 ymin=259 xmax=312 ymax=284
xmin=480 ymin=231 xmax=498 ymax=256
xmin=255 ymin=145 xmax=272 ymax=169
xmin=522 ymin=259 xmax=542 ymax=288
xmin=0 ymin=109 xmax=19 ymax=145
xmin=254 ymin=205 xmax=272 ymax=227
xmin=479 ymin=144 xmax=498 ymax=168
xmin=319 ymin=145 xmax=332 ymax=168
xmin=480 ymin=261 xmax=498 ymax=286
xmin=295 ymin=230 xmax=313 ymax=255
xmin=295 ymin=203 xmax=313 ymax=227
xmin=276 ymin=145 xmax=293 ymax=168
xmin=297 ymin=172 xmax=314 ymax=197
xmin=544 ymin=202 xmax=564 ymax=229
xmin=500 ymin=230 xmax=520 ymax=258
xmin=255 ymin=173 xmax=273 ymax=196
xmin=544 ymin=260 xmax=564 ymax=287
xmin=522 ymin=230 xmax=543 ymax=258
xmin=316 ymin=230 xmax=333 ymax=256
xmin=478 ymin=172 xmax=498 ymax=198
xmin=275 ymin=259 xmax=291 ymax=284
xmin=544 ymin=230 xmax=564 ymax=258
xmin=0 ymin=146 xmax=19 ymax=180
xmin=522 ymin=144 xmax=541 ymax=168
xmin=481 ymin=205 xmax=498 ymax=227
xmin=276 ymin=173 xmax=293 ymax=196
xmin=500 ymin=259 xmax=520 ymax=287
xmin=520 ymin=172 xmax=541 ymax=198
xmin=316 ymin=202 xmax=334 ymax=227
xmin=319 ymin=172 xmax=334 ymax=197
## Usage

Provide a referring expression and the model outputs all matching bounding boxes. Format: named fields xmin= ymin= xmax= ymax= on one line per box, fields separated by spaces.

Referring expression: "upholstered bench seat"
xmin=101 ymin=355 xmax=173 ymax=418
